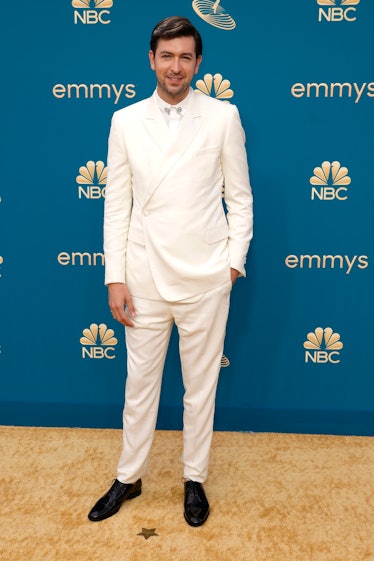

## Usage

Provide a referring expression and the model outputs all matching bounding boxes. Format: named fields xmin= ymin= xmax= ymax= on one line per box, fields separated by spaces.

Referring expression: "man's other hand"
xmin=108 ymin=283 xmax=136 ymax=327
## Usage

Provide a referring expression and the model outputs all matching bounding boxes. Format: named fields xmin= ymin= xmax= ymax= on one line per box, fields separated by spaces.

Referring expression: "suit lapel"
xmin=142 ymin=93 xmax=171 ymax=155
xmin=142 ymin=91 xmax=204 ymax=206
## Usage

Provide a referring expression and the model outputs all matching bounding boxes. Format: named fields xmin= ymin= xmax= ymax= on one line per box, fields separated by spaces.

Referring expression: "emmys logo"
xmin=317 ymin=0 xmax=360 ymax=22
xmin=195 ymin=73 xmax=234 ymax=101
xmin=80 ymin=323 xmax=118 ymax=359
xmin=52 ymin=83 xmax=136 ymax=104
xmin=57 ymin=252 xmax=104 ymax=266
xmin=285 ymin=254 xmax=368 ymax=274
xmin=310 ymin=161 xmax=351 ymax=201
xmin=304 ymin=327 xmax=343 ymax=363
xmin=291 ymin=81 xmax=374 ymax=103
xmin=77 ymin=161 xmax=107 ymax=199
xmin=72 ymin=0 xmax=113 ymax=25
xmin=192 ymin=0 xmax=236 ymax=30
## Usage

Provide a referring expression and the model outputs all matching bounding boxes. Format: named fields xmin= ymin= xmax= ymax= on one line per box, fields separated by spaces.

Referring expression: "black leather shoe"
xmin=184 ymin=480 xmax=210 ymax=527
xmin=88 ymin=478 xmax=142 ymax=521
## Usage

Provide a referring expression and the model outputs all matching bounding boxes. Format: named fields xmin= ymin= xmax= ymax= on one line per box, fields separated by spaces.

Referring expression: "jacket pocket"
xmin=127 ymin=227 xmax=145 ymax=246
xmin=206 ymin=223 xmax=228 ymax=245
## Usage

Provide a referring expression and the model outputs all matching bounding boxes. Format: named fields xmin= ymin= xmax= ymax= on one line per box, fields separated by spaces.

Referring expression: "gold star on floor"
xmin=137 ymin=528 xmax=159 ymax=540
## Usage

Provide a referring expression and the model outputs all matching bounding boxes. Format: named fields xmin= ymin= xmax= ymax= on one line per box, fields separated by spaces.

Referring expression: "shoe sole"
xmin=88 ymin=488 xmax=142 ymax=522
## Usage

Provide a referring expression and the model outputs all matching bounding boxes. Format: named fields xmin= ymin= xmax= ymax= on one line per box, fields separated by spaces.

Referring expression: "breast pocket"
xmin=197 ymin=145 xmax=221 ymax=158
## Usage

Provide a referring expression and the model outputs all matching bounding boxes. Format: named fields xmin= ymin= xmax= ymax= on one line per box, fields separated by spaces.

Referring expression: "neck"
xmin=156 ymin=86 xmax=190 ymax=106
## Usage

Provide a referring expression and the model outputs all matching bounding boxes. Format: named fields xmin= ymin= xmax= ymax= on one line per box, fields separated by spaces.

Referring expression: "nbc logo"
xmin=310 ymin=161 xmax=351 ymax=200
xmin=192 ymin=0 xmax=236 ymax=30
xmin=317 ymin=0 xmax=360 ymax=22
xmin=80 ymin=323 xmax=118 ymax=359
xmin=76 ymin=161 xmax=107 ymax=199
xmin=304 ymin=327 xmax=343 ymax=364
xmin=195 ymin=73 xmax=234 ymax=101
xmin=72 ymin=0 xmax=113 ymax=25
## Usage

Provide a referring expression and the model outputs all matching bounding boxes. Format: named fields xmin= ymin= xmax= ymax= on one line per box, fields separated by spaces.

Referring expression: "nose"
xmin=171 ymin=57 xmax=181 ymax=73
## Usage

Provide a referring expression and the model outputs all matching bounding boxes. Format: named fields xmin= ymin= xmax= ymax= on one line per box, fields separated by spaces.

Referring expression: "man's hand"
xmin=230 ymin=268 xmax=240 ymax=285
xmin=108 ymin=283 xmax=136 ymax=327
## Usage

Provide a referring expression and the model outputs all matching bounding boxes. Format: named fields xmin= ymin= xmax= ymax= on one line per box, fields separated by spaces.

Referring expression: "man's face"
xmin=149 ymin=36 xmax=202 ymax=105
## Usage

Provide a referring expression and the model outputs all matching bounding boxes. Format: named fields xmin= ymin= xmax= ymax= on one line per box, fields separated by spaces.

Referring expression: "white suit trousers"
xmin=117 ymin=280 xmax=232 ymax=484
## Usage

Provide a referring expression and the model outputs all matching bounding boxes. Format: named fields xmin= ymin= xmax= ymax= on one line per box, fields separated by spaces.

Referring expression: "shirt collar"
xmin=155 ymin=87 xmax=193 ymax=115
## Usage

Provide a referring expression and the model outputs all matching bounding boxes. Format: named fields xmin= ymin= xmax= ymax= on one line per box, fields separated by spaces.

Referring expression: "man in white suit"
xmin=88 ymin=16 xmax=253 ymax=527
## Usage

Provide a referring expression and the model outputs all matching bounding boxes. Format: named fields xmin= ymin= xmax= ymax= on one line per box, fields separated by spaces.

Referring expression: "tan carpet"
xmin=1 ymin=426 xmax=373 ymax=561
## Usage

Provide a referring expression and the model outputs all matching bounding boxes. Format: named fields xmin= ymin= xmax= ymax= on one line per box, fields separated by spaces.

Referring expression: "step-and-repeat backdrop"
xmin=1 ymin=1 xmax=373 ymax=434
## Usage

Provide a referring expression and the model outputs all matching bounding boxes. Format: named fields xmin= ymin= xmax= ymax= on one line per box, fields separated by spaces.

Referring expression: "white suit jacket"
xmin=104 ymin=89 xmax=253 ymax=302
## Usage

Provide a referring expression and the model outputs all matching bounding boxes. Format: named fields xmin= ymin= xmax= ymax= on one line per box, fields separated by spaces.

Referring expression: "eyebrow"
xmin=159 ymin=50 xmax=194 ymax=57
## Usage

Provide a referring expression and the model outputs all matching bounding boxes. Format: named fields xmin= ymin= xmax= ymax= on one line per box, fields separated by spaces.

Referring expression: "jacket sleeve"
xmin=103 ymin=112 xmax=133 ymax=285
xmin=221 ymin=105 xmax=253 ymax=276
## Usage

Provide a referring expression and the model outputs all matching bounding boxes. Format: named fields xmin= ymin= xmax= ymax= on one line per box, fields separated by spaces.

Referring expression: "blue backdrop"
xmin=1 ymin=0 xmax=373 ymax=435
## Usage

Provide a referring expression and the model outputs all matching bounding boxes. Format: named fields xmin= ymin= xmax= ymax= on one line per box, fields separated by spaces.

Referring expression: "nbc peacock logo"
xmin=317 ymin=0 xmax=360 ymax=22
xmin=76 ymin=160 xmax=107 ymax=199
xmin=195 ymin=73 xmax=234 ymax=101
xmin=310 ymin=161 xmax=351 ymax=201
xmin=80 ymin=323 xmax=118 ymax=359
xmin=192 ymin=0 xmax=236 ymax=30
xmin=304 ymin=327 xmax=343 ymax=364
xmin=72 ymin=0 xmax=113 ymax=25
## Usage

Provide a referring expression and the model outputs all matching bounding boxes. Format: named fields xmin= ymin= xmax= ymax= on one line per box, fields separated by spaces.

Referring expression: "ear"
xmin=194 ymin=55 xmax=202 ymax=75
xmin=149 ymin=50 xmax=155 ymax=71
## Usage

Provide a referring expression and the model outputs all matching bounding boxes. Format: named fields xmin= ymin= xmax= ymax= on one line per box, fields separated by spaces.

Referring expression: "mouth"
xmin=167 ymin=75 xmax=183 ymax=85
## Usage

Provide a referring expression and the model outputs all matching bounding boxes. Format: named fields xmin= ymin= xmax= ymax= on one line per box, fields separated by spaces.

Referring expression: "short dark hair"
xmin=150 ymin=16 xmax=203 ymax=58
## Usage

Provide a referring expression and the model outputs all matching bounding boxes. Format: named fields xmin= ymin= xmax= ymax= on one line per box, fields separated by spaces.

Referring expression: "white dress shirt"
xmin=155 ymin=88 xmax=192 ymax=137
